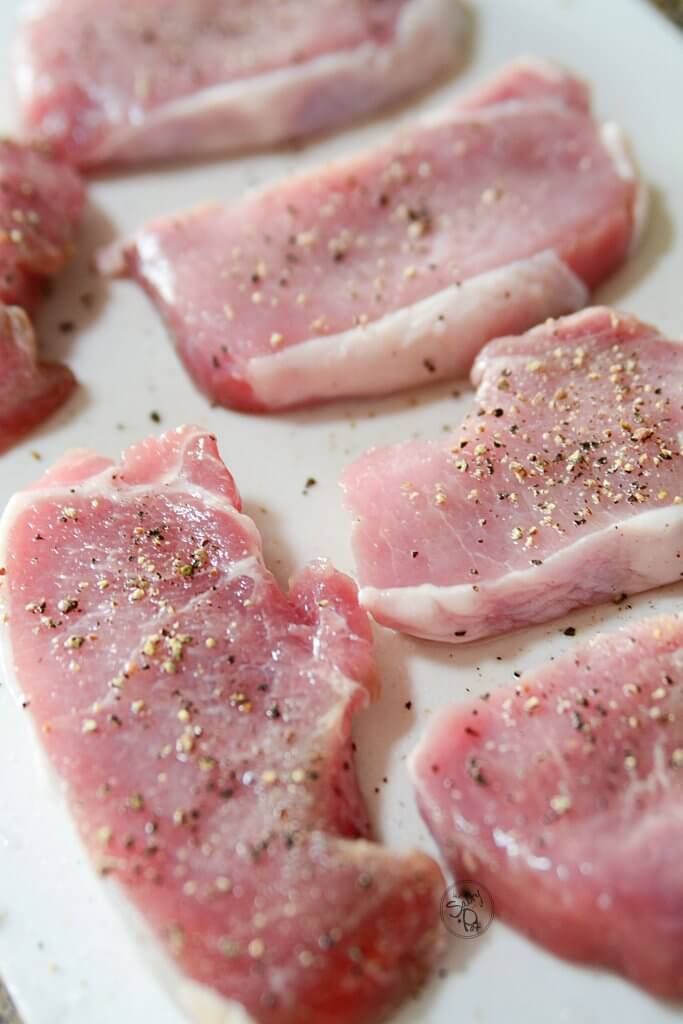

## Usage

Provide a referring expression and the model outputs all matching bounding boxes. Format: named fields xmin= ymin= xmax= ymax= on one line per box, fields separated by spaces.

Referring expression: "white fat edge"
xmin=315 ymin=669 xmax=370 ymax=733
xmin=414 ymin=89 xmax=577 ymax=133
xmin=359 ymin=503 xmax=683 ymax=642
xmin=108 ymin=891 xmax=260 ymax=1024
xmin=600 ymin=121 xmax=649 ymax=255
xmin=86 ymin=0 xmax=464 ymax=163
xmin=0 ymin=427 xmax=264 ymax=553
xmin=500 ymin=54 xmax=572 ymax=84
xmin=244 ymin=252 xmax=587 ymax=408
xmin=0 ymin=426 xmax=264 ymax=686
xmin=178 ymin=982 xmax=258 ymax=1024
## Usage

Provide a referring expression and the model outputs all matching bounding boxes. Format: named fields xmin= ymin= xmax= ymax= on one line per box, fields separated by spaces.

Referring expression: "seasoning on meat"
xmin=0 ymin=425 xmax=444 ymax=1024
xmin=343 ymin=308 xmax=683 ymax=642
xmin=101 ymin=59 xmax=642 ymax=411
xmin=412 ymin=614 xmax=683 ymax=997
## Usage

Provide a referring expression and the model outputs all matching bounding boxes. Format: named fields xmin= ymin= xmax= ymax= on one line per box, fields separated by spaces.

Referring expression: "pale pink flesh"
xmin=106 ymin=61 xmax=638 ymax=412
xmin=0 ymin=303 xmax=75 ymax=453
xmin=0 ymin=426 xmax=443 ymax=1024
xmin=412 ymin=614 xmax=683 ymax=998
xmin=0 ymin=140 xmax=84 ymax=310
xmin=343 ymin=308 xmax=683 ymax=641
xmin=15 ymin=0 xmax=458 ymax=167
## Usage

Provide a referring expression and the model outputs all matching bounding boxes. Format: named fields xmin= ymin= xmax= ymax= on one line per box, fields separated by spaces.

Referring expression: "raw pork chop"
xmin=0 ymin=139 xmax=84 ymax=309
xmin=0 ymin=303 xmax=75 ymax=452
xmin=14 ymin=0 xmax=463 ymax=167
xmin=412 ymin=614 xmax=683 ymax=997
xmin=343 ymin=308 xmax=683 ymax=643
xmin=102 ymin=60 xmax=642 ymax=412
xmin=0 ymin=426 xmax=444 ymax=1024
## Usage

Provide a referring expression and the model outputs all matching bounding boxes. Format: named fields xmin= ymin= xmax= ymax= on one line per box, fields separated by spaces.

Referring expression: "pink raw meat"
xmin=102 ymin=59 xmax=642 ymax=412
xmin=0 ymin=303 xmax=75 ymax=452
xmin=412 ymin=614 xmax=683 ymax=997
xmin=0 ymin=426 xmax=444 ymax=1024
xmin=0 ymin=139 xmax=84 ymax=309
xmin=14 ymin=0 xmax=463 ymax=168
xmin=343 ymin=308 xmax=683 ymax=642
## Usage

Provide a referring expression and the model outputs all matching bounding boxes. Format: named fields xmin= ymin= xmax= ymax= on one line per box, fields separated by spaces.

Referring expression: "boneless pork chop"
xmin=14 ymin=0 xmax=463 ymax=167
xmin=0 ymin=303 xmax=75 ymax=453
xmin=0 ymin=426 xmax=444 ymax=1024
xmin=102 ymin=59 xmax=642 ymax=412
xmin=0 ymin=139 xmax=84 ymax=309
xmin=343 ymin=308 xmax=683 ymax=642
xmin=412 ymin=614 xmax=683 ymax=997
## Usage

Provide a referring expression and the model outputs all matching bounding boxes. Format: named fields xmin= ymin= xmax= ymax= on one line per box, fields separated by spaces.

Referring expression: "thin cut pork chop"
xmin=412 ymin=614 xmax=683 ymax=997
xmin=0 ymin=303 xmax=75 ymax=453
xmin=0 ymin=426 xmax=443 ymax=1024
xmin=0 ymin=139 xmax=84 ymax=309
xmin=102 ymin=59 xmax=642 ymax=412
xmin=14 ymin=0 xmax=462 ymax=167
xmin=343 ymin=308 xmax=683 ymax=643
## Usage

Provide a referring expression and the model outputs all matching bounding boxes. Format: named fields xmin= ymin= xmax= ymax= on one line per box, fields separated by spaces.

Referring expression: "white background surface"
xmin=0 ymin=1 xmax=682 ymax=1022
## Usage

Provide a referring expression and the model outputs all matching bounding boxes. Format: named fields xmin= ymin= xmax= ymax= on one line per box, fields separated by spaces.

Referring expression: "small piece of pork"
xmin=0 ymin=302 xmax=75 ymax=453
xmin=0 ymin=139 xmax=84 ymax=310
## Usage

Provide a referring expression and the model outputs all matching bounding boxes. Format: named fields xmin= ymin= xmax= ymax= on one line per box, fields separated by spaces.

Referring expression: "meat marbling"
xmin=14 ymin=0 xmax=463 ymax=167
xmin=412 ymin=613 xmax=683 ymax=997
xmin=101 ymin=59 xmax=642 ymax=412
xmin=343 ymin=308 xmax=683 ymax=643
xmin=0 ymin=426 xmax=444 ymax=1024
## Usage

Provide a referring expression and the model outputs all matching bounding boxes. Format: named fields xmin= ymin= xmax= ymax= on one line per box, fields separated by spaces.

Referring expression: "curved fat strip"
xmin=0 ymin=426 xmax=444 ymax=1024
xmin=0 ymin=303 xmax=76 ymax=453
xmin=411 ymin=614 xmax=683 ymax=996
xmin=245 ymin=252 xmax=588 ymax=408
xmin=359 ymin=505 xmax=683 ymax=643
xmin=15 ymin=0 xmax=463 ymax=167
xmin=343 ymin=308 xmax=683 ymax=643
xmin=103 ymin=60 xmax=641 ymax=411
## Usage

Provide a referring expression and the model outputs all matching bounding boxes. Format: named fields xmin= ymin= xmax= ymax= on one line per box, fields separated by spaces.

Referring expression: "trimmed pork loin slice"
xmin=412 ymin=614 xmax=683 ymax=997
xmin=102 ymin=59 xmax=642 ymax=412
xmin=0 ymin=139 xmax=84 ymax=309
xmin=0 ymin=426 xmax=444 ymax=1024
xmin=0 ymin=303 xmax=75 ymax=452
xmin=14 ymin=0 xmax=463 ymax=168
xmin=343 ymin=308 xmax=683 ymax=643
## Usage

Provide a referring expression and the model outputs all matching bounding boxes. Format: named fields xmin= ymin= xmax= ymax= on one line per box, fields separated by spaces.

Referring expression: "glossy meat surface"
xmin=412 ymin=614 xmax=683 ymax=997
xmin=0 ymin=426 xmax=444 ymax=1024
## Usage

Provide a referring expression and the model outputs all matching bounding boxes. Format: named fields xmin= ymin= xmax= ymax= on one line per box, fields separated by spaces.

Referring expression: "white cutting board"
xmin=0 ymin=1 xmax=682 ymax=1022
